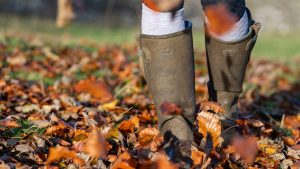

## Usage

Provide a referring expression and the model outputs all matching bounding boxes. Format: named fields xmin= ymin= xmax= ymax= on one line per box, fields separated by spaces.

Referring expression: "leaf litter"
xmin=0 ymin=37 xmax=300 ymax=168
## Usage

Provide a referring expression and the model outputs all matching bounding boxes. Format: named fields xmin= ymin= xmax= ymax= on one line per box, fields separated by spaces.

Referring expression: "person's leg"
xmin=138 ymin=0 xmax=196 ymax=162
xmin=201 ymin=0 xmax=261 ymax=118
xmin=56 ymin=0 xmax=75 ymax=28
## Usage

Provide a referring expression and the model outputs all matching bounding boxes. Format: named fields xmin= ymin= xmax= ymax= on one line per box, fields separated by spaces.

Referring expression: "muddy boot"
xmin=205 ymin=9 xmax=261 ymax=143
xmin=137 ymin=21 xmax=196 ymax=163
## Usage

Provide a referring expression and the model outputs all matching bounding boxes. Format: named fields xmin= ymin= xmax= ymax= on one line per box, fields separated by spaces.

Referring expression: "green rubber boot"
xmin=205 ymin=9 xmax=261 ymax=144
xmin=205 ymin=9 xmax=261 ymax=119
xmin=137 ymin=21 xmax=196 ymax=163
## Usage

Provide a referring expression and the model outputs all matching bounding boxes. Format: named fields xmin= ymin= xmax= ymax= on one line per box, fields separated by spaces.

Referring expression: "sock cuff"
xmin=207 ymin=10 xmax=250 ymax=42
xmin=141 ymin=4 xmax=185 ymax=35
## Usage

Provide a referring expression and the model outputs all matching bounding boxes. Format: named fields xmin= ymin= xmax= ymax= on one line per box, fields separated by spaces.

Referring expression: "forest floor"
xmin=0 ymin=36 xmax=300 ymax=169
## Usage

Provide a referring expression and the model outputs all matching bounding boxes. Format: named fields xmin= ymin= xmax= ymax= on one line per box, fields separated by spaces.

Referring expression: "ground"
xmin=0 ymin=34 xmax=300 ymax=169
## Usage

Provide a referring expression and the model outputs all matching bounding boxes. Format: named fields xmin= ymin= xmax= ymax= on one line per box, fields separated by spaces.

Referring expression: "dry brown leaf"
xmin=45 ymin=121 xmax=72 ymax=136
xmin=74 ymin=78 xmax=113 ymax=103
xmin=83 ymin=127 xmax=106 ymax=159
xmin=247 ymin=119 xmax=265 ymax=128
xmin=137 ymin=127 xmax=163 ymax=151
xmin=283 ymin=137 xmax=296 ymax=146
xmin=231 ymin=136 xmax=258 ymax=164
xmin=191 ymin=147 xmax=205 ymax=166
xmin=200 ymin=100 xmax=225 ymax=114
xmin=138 ymin=127 xmax=160 ymax=146
xmin=291 ymin=160 xmax=300 ymax=169
xmin=284 ymin=115 xmax=300 ymax=129
xmin=111 ymin=151 xmax=137 ymax=169
xmin=0 ymin=119 xmax=20 ymax=128
xmin=153 ymin=153 xmax=179 ymax=169
xmin=118 ymin=116 xmax=140 ymax=133
xmin=197 ymin=110 xmax=222 ymax=148
xmin=45 ymin=146 xmax=84 ymax=166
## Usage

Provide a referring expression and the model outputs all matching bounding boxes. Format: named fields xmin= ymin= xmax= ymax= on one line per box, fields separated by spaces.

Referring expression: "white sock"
xmin=141 ymin=4 xmax=185 ymax=36
xmin=207 ymin=11 xmax=250 ymax=42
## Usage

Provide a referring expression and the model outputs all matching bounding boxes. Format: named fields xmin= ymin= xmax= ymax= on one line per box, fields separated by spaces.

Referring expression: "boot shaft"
xmin=137 ymin=21 xmax=196 ymax=127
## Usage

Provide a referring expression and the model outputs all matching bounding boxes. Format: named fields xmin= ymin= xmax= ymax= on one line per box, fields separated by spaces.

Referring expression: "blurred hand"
xmin=143 ymin=0 xmax=184 ymax=12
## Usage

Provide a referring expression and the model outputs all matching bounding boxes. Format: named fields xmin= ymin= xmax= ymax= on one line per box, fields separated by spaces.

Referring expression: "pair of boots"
xmin=137 ymin=10 xmax=261 ymax=161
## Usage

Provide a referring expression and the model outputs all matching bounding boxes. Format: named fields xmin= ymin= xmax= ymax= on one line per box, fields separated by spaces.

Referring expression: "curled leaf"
xmin=200 ymin=100 xmax=225 ymax=114
xmin=197 ymin=110 xmax=222 ymax=148
xmin=137 ymin=127 xmax=163 ymax=152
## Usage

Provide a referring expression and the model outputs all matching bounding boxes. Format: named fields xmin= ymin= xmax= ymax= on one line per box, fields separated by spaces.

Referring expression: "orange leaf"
xmin=111 ymin=151 xmax=137 ymax=169
xmin=204 ymin=4 xmax=237 ymax=35
xmin=231 ymin=136 xmax=258 ymax=164
xmin=0 ymin=119 xmax=20 ymax=128
xmin=200 ymin=100 xmax=225 ymax=114
xmin=138 ymin=127 xmax=160 ymax=146
xmin=45 ymin=121 xmax=72 ymax=136
xmin=74 ymin=78 xmax=113 ymax=103
xmin=83 ymin=127 xmax=107 ymax=159
xmin=118 ymin=116 xmax=140 ymax=133
xmin=153 ymin=153 xmax=179 ymax=169
xmin=45 ymin=146 xmax=84 ymax=166
xmin=137 ymin=127 xmax=163 ymax=151
xmin=191 ymin=147 xmax=205 ymax=166
xmin=197 ymin=110 xmax=221 ymax=148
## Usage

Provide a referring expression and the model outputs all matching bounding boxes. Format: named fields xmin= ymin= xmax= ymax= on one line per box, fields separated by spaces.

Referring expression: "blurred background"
xmin=0 ymin=0 xmax=299 ymax=62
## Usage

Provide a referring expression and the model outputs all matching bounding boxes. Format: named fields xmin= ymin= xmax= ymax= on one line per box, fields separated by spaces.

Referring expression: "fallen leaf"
xmin=45 ymin=146 xmax=84 ymax=165
xmin=200 ymin=100 xmax=225 ymax=114
xmin=152 ymin=152 xmax=179 ymax=169
xmin=74 ymin=77 xmax=113 ymax=103
xmin=0 ymin=119 xmax=20 ymax=128
xmin=230 ymin=136 xmax=258 ymax=164
xmin=111 ymin=151 xmax=136 ymax=169
xmin=191 ymin=147 xmax=205 ymax=166
xmin=197 ymin=110 xmax=222 ymax=148
xmin=118 ymin=116 xmax=140 ymax=133
xmin=83 ymin=127 xmax=107 ymax=159
xmin=137 ymin=127 xmax=163 ymax=152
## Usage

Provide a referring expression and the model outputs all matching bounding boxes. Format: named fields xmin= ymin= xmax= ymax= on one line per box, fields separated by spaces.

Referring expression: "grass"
xmin=0 ymin=15 xmax=299 ymax=62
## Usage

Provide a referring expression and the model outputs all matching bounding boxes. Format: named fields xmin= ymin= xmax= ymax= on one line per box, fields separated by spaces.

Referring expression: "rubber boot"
xmin=205 ymin=9 xmax=261 ymax=119
xmin=205 ymin=9 xmax=261 ymax=145
xmin=137 ymin=21 xmax=196 ymax=163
